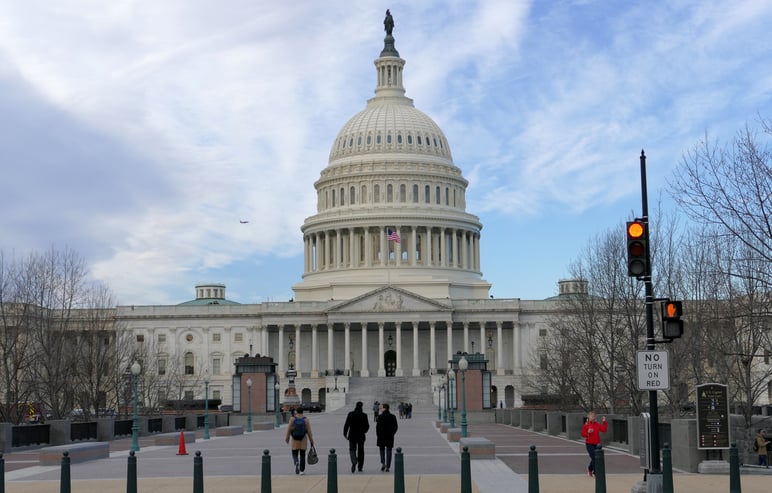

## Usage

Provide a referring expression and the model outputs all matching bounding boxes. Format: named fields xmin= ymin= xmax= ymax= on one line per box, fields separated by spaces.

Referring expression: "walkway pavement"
xmin=2 ymin=411 xmax=769 ymax=492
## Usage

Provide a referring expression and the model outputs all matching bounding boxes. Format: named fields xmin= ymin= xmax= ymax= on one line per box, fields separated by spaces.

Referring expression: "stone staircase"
xmin=338 ymin=376 xmax=434 ymax=414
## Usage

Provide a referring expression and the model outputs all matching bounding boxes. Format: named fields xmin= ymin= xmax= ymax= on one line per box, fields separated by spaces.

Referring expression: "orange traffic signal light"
xmin=626 ymin=220 xmax=649 ymax=277
xmin=661 ymin=300 xmax=683 ymax=340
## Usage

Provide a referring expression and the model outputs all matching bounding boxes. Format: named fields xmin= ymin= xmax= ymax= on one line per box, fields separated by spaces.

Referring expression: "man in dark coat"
xmin=376 ymin=403 xmax=399 ymax=472
xmin=343 ymin=401 xmax=370 ymax=473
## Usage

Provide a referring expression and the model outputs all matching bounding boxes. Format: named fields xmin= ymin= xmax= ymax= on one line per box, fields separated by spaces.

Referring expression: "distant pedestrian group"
xmin=341 ymin=400 xmax=400 ymax=474
xmin=397 ymin=402 xmax=412 ymax=419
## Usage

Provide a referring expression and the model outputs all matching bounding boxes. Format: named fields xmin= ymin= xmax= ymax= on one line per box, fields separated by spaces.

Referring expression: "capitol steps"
xmin=341 ymin=376 xmax=434 ymax=414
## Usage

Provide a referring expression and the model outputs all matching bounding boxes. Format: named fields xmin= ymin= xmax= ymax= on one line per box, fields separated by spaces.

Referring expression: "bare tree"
xmin=670 ymin=120 xmax=772 ymax=288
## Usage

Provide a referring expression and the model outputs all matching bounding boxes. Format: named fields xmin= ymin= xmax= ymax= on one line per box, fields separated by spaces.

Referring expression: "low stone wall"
xmin=39 ymin=442 xmax=109 ymax=466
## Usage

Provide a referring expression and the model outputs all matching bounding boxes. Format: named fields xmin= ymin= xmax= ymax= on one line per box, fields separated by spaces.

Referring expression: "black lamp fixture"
xmin=471 ymin=340 xmax=475 ymax=353
xmin=288 ymin=335 xmax=294 ymax=351
xmin=488 ymin=333 xmax=493 ymax=348
xmin=387 ymin=333 xmax=393 ymax=347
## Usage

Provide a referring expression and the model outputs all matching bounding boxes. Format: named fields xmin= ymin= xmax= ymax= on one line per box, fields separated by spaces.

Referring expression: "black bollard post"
xmin=460 ymin=446 xmax=472 ymax=493
xmin=594 ymin=445 xmax=606 ymax=493
xmin=193 ymin=451 xmax=204 ymax=493
xmin=662 ymin=443 xmax=673 ymax=493
xmin=126 ymin=450 xmax=137 ymax=493
xmin=394 ymin=447 xmax=405 ymax=493
xmin=260 ymin=449 xmax=271 ymax=493
xmin=1 ymin=452 xmax=5 ymax=493
xmin=60 ymin=451 xmax=71 ymax=493
xmin=528 ymin=445 xmax=539 ymax=493
xmin=327 ymin=448 xmax=338 ymax=493
xmin=729 ymin=442 xmax=741 ymax=493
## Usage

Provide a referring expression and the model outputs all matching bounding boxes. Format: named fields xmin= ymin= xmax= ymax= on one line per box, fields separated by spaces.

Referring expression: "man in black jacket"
xmin=376 ymin=403 xmax=399 ymax=472
xmin=343 ymin=401 xmax=370 ymax=473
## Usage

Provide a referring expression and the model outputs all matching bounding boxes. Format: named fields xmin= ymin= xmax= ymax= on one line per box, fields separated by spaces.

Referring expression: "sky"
xmin=1 ymin=1 xmax=771 ymax=306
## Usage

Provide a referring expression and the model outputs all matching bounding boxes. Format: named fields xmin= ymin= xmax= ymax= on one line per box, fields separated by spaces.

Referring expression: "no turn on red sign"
xmin=636 ymin=350 xmax=670 ymax=390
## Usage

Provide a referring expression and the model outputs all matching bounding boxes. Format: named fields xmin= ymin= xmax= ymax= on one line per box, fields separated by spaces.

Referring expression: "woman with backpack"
xmin=285 ymin=407 xmax=315 ymax=475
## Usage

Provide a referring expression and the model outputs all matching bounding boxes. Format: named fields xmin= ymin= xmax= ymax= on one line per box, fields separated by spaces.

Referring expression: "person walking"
xmin=755 ymin=429 xmax=770 ymax=467
xmin=581 ymin=410 xmax=607 ymax=477
xmin=372 ymin=400 xmax=380 ymax=422
xmin=343 ymin=401 xmax=370 ymax=473
xmin=285 ymin=407 xmax=314 ymax=475
xmin=376 ymin=403 xmax=399 ymax=472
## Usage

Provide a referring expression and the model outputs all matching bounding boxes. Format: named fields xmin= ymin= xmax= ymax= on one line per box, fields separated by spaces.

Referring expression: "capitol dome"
xmin=293 ymin=21 xmax=490 ymax=302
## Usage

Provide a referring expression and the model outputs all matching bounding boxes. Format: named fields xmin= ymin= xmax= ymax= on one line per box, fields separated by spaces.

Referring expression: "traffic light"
xmin=661 ymin=300 xmax=683 ymax=340
xmin=626 ymin=219 xmax=649 ymax=277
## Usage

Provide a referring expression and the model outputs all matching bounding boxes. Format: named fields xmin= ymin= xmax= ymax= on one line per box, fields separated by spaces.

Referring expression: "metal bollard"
xmin=460 ymin=446 xmax=472 ymax=493
xmin=1 ymin=452 xmax=5 ymax=493
xmin=594 ymin=445 xmax=606 ymax=493
xmin=126 ymin=450 xmax=137 ymax=493
xmin=394 ymin=447 xmax=405 ymax=493
xmin=327 ymin=448 xmax=338 ymax=493
xmin=528 ymin=445 xmax=539 ymax=493
xmin=260 ymin=449 xmax=271 ymax=493
xmin=193 ymin=451 xmax=204 ymax=493
xmin=662 ymin=443 xmax=673 ymax=493
xmin=60 ymin=451 xmax=71 ymax=493
xmin=729 ymin=442 xmax=741 ymax=493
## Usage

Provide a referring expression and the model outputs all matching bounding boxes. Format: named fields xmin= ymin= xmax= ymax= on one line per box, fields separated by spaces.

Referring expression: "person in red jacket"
xmin=581 ymin=410 xmax=608 ymax=477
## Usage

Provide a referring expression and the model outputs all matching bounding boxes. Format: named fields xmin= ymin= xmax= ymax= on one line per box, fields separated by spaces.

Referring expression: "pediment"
xmin=327 ymin=286 xmax=451 ymax=314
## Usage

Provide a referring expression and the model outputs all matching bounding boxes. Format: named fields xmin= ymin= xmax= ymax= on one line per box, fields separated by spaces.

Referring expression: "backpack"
xmin=752 ymin=440 xmax=758 ymax=452
xmin=291 ymin=417 xmax=307 ymax=440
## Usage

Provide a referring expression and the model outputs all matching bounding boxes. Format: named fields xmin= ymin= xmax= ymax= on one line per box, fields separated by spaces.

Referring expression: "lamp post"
xmin=130 ymin=361 xmax=141 ymax=452
xmin=448 ymin=369 xmax=456 ymax=428
xmin=435 ymin=386 xmax=441 ymax=421
xmin=459 ymin=356 xmax=468 ymax=438
xmin=274 ymin=382 xmax=281 ymax=428
xmin=246 ymin=378 xmax=253 ymax=432
xmin=203 ymin=370 xmax=210 ymax=440
xmin=442 ymin=383 xmax=447 ymax=422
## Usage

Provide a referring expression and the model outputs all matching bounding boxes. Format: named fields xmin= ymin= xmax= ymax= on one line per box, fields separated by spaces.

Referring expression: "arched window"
xmin=435 ymin=186 xmax=441 ymax=204
xmin=357 ymin=135 xmax=362 ymax=145
xmin=397 ymin=134 xmax=403 ymax=144
xmin=361 ymin=185 xmax=367 ymax=204
xmin=407 ymin=134 xmax=413 ymax=145
xmin=367 ymin=135 xmax=372 ymax=145
xmin=400 ymin=184 xmax=406 ymax=202
xmin=387 ymin=133 xmax=392 ymax=144
xmin=413 ymin=184 xmax=419 ymax=202
xmin=374 ymin=184 xmax=380 ymax=203
xmin=340 ymin=187 xmax=345 ymax=206
xmin=387 ymin=184 xmax=393 ymax=202
xmin=424 ymin=185 xmax=430 ymax=203
xmin=417 ymin=135 xmax=422 ymax=145
xmin=184 ymin=352 xmax=194 ymax=375
xmin=445 ymin=187 xmax=449 ymax=205
xmin=376 ymin=134 xmax=382 ymax=144
xmin=332 ymin=189 xmax=336 ymax=207
xmin=350 ymin=186 xmax=356 ymax=205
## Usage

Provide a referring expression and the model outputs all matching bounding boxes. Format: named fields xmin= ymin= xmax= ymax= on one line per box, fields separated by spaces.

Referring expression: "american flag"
xmin=387 ymin=229 xmax=401 ymax=243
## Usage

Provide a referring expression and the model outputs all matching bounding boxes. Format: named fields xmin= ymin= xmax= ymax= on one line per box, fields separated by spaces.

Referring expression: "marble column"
xmin=311 ymin=325 xmax=319 ymax=377
xmin=361 ymin=323 xmax=369 ymax=377
xmin=463 ymin=322 xmax=469 ymax=353
xmin=278 ymin=326 xmax=285 ymax=377
xmin=295 ymin=325 xmax=301 ymax=375
xmin=412 ymin=322 xmax=420 ymax=376
xmin=429 ymin=322 xmax=436 ymax=372
xmin=328 ymin=325 xmax=335 ymax=374
xmin=496 ymin=321 xmax=504 ymax=375
xmin=395 ymin=322 xmax=403 ymax=376
xmin=378 ymin=322 xmax=386 ymax=377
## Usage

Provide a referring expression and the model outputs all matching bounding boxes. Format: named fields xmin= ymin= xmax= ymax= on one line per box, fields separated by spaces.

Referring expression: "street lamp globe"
xmin=203 ymin=369 xmax=211 ymax=440
xmin=131 ymin=360 xmax=141 ymax=375
xmin=448 ymin=369 xmax=456 ymax=428
xmin=458 ymin=356 xmax=468 ymax=371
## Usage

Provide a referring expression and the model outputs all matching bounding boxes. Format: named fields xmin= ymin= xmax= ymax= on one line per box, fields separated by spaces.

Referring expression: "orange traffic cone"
xmin=177 ymin=431 xmax=188 ymax=455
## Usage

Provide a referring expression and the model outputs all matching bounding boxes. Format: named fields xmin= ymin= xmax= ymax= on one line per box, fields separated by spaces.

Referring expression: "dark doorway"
xmin=385 ymin=350 xmax=397 ymax=376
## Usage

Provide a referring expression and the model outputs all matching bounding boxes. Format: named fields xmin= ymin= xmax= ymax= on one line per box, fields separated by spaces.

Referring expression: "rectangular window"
xmin=539 ymin=329 xmax=547 ymax=337
xmin=184 ymin=391 xmax=194 ymax=400
xmin=212 ymin=358 xmax=221 ymax=375
xmin=213 ymin=390 xmax=221 ymax=400
xmin=136 ymin=334 xmax=144 ymax=342
xmin=158 ymin=334 xmax=166 ymax=344
xmin=540 ymin=354 xmax=548 ymax=370
xmin=235 ymin=333 xmax=243 ymax=342
xmin=213 ymin=333 xmax=221 ymax=343
xmin=158 ymin=359 xmax=166 ymax=375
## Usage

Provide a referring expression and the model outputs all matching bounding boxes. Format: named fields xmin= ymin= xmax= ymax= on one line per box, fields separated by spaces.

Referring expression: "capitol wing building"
xmin=117 ymin=22 xmax=581 ymax=411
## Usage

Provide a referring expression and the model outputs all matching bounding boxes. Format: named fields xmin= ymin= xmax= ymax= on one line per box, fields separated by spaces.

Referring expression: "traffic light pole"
xmin=640 ymin=150 xmax=662 ymax=493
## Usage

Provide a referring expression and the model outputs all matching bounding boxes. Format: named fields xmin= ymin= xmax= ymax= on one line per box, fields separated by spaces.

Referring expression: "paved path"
xmin=2 ymin=411 xmax=770 ymax=492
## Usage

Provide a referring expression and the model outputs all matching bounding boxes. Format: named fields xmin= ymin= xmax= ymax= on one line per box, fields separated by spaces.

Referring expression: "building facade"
xmin=116 ymin=21 xmax=587 ymax=412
